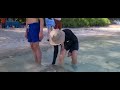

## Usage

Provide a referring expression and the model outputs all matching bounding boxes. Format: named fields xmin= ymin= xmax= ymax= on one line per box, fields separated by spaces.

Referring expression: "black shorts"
xmin=65 ymin=41 xmax=79 ymax=53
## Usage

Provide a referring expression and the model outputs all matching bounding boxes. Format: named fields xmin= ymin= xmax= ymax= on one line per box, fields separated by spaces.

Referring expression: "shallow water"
xmin=0 ymin=28 xmax=120 ymax=72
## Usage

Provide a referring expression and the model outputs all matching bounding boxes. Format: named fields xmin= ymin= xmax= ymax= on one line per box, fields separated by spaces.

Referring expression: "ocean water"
xmin=0 ymin=28 xmax=120 ymax=72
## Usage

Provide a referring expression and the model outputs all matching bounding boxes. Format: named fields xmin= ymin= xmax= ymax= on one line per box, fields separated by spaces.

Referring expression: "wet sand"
xmin=0 ymin=25 xmax=120 ymax=72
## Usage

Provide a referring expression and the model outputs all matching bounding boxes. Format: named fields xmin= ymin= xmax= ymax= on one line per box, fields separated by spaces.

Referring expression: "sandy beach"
xmin=0 ymin=25 xmax=120 ymax=72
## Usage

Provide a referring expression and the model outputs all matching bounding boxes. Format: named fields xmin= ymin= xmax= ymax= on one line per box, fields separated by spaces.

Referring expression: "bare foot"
xmin=35 ymin=60 xmax=41 ymax=65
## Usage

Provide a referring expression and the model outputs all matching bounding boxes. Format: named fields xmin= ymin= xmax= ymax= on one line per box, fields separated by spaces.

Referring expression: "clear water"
xmin=0 ymin=28 xmax=120 ymax=72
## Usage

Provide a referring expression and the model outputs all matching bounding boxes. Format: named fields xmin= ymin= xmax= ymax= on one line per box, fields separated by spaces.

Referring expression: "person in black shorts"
xmin=49 ymin=29 xmax=79 ymax=69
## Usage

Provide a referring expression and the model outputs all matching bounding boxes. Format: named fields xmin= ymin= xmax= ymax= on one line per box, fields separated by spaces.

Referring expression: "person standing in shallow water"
xmin=25 ymin=18 xmax=44 ymax=64
xmin=45 ymin=18 xmax=55 ymax=41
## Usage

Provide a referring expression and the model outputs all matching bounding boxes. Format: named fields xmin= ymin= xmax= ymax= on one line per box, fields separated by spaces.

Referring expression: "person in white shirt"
xmin=52 ymin=18 xmax=62 ymax=65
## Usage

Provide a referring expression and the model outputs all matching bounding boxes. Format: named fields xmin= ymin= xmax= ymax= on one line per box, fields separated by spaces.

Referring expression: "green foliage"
xmin=7 ymin=18 xmax=111 ymax=27
xmin=62 ymin=18 xmax=111 ymax=28
xmin=15 ymin=18 xmax=26 ymax=23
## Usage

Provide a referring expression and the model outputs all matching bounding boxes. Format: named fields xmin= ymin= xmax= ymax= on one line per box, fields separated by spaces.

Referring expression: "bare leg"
xmin=71 ymin=50 xmax=78 ymax=65
xmin=47 ymin=29 xmax=50 ymax=41
xmin=30 ymin=43 xmax=37 ymax=63
xmin=32 ymin=42 xmax=42 ymax=64
xmin=70 ymin=50 xmax=78 ymax=71
xmin=58 ymin=49 xmax=67 ymax=65
xmin=47 ymin=27 xmax=53 ymax=41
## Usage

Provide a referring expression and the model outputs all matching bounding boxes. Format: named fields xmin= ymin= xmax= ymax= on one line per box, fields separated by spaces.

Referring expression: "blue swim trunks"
xmin=45 ymin=18 xmax=55 ymax=30
xmin=27 ymin=22 xmax=40 ymax=43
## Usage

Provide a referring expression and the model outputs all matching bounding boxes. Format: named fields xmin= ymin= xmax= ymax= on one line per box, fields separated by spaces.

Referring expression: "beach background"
xmin=0 ymin=25 xmax=120 ymax=72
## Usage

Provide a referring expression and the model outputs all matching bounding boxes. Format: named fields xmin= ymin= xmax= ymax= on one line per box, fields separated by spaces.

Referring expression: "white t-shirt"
xmin=54 ymin=18 xmax=61 ymax=21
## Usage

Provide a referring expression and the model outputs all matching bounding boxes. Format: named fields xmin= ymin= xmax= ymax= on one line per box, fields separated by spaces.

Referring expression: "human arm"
xmin=39 ymin=18 xmax=44 ymax=40
xmin=58 ymin=43 xmax=67 ymax=65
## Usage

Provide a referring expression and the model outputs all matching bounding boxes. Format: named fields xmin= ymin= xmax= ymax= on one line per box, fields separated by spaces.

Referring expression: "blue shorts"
xmin=45 ymin=18 xmax=55 ymax=30
xmin=27 ymin=22 xmax=40 ymax=43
